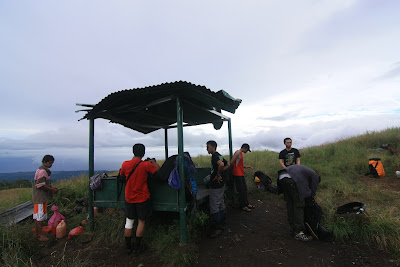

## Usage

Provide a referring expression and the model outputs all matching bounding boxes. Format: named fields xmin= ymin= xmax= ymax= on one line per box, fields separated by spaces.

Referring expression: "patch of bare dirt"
xmin=195 ymin=197 xmax=399 ymax=267
xmin=361 ymin=175 xmax=400 ymax=191
xmin=31 ymin=195 xmax=399 ymax=266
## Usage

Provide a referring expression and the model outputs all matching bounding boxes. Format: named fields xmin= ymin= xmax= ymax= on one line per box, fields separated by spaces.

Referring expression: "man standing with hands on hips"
xmin=206 ymin=140 xmax=230 ymax=238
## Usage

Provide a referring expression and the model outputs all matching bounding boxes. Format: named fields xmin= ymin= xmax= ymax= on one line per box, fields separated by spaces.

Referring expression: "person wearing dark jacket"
xmin=277 ymin=164 xmax=320 ymax=242
xmin=206 ymin=140 xmax=230 ymax=238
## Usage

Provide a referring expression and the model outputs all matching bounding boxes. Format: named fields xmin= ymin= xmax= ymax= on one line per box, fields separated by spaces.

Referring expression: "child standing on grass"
xmin=32 ymin=155 xmax=59 ymax=241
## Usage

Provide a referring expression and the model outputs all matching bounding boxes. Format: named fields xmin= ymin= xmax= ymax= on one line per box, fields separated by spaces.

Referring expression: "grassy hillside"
xmin=234 ymin=127 xmax=400 ymax=255
xmin=1 ymin=127 xmax=400 ymax=266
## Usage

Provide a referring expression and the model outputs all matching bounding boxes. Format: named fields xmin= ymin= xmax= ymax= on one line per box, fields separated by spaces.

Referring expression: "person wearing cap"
xmin=230 ymin=143 xmax=254 ymax=212
xmin=279 ymin=138 xmax=301 ymax=168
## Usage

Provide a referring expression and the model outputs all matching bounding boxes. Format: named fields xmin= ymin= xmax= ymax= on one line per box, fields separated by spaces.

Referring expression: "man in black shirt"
xmin=279 ymin=137 xmax=301 ymax=168
xmin=206 ymin=140 xmax=230 ymax=238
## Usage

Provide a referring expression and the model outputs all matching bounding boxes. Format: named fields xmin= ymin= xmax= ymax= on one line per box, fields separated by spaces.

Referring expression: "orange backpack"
xmin=368 ymin=158 xmax=385 ymax=178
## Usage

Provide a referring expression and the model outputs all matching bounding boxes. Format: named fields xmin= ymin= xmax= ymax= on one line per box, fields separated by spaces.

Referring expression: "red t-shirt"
xmin=120 ymin=158 xmax=158 ymax=203
xmin=232 ymin=151 xmax=245 ymax=176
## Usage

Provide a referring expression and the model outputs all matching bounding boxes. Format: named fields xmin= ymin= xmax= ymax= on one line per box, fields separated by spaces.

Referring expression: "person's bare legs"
xmin=136 ymin=219 xmax=145 ymax=237
xmin=34 ymin=220 xmax=48 ymax=241
xmin=124 ymin=228 xmax=133 ymax=238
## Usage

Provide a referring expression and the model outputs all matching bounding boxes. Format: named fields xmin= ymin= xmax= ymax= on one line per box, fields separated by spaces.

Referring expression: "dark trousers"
xmin=280 ymin=178 xmax=305 ymax=233
xmin=234 ymin=176 xmax=249 ymax=208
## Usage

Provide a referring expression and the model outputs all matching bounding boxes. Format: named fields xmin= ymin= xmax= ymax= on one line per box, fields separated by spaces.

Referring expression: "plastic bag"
xmin=48 ymin=205 xmax=65 ymax=226
xmin=68 ymin=226 xmax=84 ymax=240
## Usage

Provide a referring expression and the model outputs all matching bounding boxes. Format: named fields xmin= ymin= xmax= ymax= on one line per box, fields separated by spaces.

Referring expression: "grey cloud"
xmin=241 ymin=114 xmax=400 ymax=153
xmin=375 ymin=62 xmax=400 ymax=81
xmin=257 ymin=111 xmax=301 ymax=121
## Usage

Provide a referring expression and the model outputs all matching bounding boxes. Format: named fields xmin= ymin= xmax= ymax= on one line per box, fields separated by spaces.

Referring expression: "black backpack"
xmin=254 ymin=171 xmax=278 ymax=194
xmin=336 ymin=202 xmax=366 ymax=214
xmin=254 ymin=170 xmax=272 ymax=186
xmin=304 ymin=198 xmax=333 ymax=241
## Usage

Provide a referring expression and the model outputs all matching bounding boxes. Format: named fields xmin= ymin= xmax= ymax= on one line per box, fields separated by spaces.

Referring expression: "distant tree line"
xmin=0 ymin=178 xmax=32 ymax=190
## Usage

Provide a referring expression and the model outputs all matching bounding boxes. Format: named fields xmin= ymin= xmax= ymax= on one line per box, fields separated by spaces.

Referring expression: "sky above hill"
xmin=1 ymin=0 xmax=399 ymax=172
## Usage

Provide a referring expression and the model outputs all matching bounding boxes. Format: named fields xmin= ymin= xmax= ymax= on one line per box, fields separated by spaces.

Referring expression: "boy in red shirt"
xmin=119 ymin=144 xmax=160 ymax=255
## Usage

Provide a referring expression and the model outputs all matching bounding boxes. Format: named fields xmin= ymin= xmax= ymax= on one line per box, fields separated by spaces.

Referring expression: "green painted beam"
xmin=176 ymin=97 xmax=187 ymax=244
xmin=88 ymin=119 xmax=95 ymax=232
xmin=164 ymin=128 xmax=168 ymax=160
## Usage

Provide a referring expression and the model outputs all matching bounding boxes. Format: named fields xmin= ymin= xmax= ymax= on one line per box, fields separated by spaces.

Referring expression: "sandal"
xmin=247 ymin=205 xmax=255 ymax=209
xmin=242 ymin=207 xmax=251 ymax=212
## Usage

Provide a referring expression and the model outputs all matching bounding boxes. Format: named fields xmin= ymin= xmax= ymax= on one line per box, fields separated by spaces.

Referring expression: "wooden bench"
xmin=93 ymin=167 xmax=211 ymax=212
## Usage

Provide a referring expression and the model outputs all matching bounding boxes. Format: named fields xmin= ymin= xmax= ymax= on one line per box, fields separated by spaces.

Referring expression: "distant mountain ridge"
xmin=0 ymin=170 xmax=111 ymax=183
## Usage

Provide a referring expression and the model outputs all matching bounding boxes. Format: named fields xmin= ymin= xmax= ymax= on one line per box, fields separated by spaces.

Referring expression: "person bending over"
xmin=277 ymin=164 xmax=320 ymax=242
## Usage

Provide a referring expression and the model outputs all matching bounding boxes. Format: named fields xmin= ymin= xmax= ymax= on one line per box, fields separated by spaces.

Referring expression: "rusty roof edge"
xmin=79 ymin=81 xmax=241 ymax=120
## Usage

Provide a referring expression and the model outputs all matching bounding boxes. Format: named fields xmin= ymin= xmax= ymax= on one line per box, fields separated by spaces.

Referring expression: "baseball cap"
xmin=241 ymin=143 xmax=251 ymax=152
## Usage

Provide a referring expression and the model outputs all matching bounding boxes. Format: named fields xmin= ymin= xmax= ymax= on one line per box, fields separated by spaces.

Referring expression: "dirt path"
xmin=32 ymin=195 xmax=399 ymax=266
xmin=195 ymin=197 xmax=399 ymax=267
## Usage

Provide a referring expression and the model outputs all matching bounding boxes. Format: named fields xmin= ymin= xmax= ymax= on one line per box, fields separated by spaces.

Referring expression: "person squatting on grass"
xmin=206 ymin=140 xmax=230 ymax=238
xmin=230 ymin=143 xmax=254 ymax=212
xmin=279 ymin=137 xmax=301 ymax=168
xmin=32 ymin=155 xmax=59 ymax=242
xmin=277 ymin=164 xmax=320 ymax=242
xmin=119 ymin=144 xmax=160 ymax=255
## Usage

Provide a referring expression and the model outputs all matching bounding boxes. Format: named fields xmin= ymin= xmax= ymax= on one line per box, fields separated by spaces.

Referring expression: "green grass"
xmin=241 ymin=127 xmax=400 ymax=256
xmin=2 ymin=127 xmax=400 ymax=265
xmin=0 ymin=188 xmax=32 ymax=212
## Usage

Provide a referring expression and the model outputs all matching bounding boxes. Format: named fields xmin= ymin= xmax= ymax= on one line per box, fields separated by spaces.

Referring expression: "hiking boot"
xmin=133 ymin=244 xmax=148 ymax=256
xmin=305 ymin=222 xmax=319 ymax=240
xmin=294 ymin=231 xmax=313 ymax=242
xmin=125 ymin=237 xmax=133 ymax=255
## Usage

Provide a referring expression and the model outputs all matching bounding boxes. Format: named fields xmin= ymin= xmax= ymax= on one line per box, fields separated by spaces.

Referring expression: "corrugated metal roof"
xmin=80 ymin=81 xmax=242 ymax=134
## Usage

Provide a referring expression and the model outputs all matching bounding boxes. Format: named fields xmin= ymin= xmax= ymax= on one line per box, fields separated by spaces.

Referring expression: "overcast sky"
xmin=1 ymin=0 xmax=399 ymax=172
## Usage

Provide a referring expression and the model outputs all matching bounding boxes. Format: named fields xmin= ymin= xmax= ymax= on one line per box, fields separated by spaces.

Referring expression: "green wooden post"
xmin=228 ymin=119 xmax=233 ymax=160
xmin=88 ymin=119 xmax=95 ymax=231
xmin=227 ymin=118 xmax=236 ymax=205
xmin=164 ymin=128 xmax=168 ymax=160
xmin=176 ymin=97 xmax=187 ymax=244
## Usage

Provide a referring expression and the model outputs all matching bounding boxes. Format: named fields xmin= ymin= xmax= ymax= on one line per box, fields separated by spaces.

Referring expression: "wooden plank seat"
xmin=93 ymin=167 xmax=211 ymax=212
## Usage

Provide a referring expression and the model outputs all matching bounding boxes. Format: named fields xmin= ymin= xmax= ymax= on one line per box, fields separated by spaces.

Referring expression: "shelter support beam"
xmin=176 ymin=97 xmax=187 ymax=244
xmin=227 ymin=118 xmax=236 ymax=204
xmin=164 ymin=128 xmax=168 ymax=160
xmin=228 ymin=118 xmax=233 ymax=160
xmin=88 ymin=119 xmax=95 ymax=232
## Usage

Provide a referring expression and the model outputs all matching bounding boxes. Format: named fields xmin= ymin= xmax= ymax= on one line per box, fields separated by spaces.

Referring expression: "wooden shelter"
xmin=77 ymin=81 xmax=241 ymax=244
